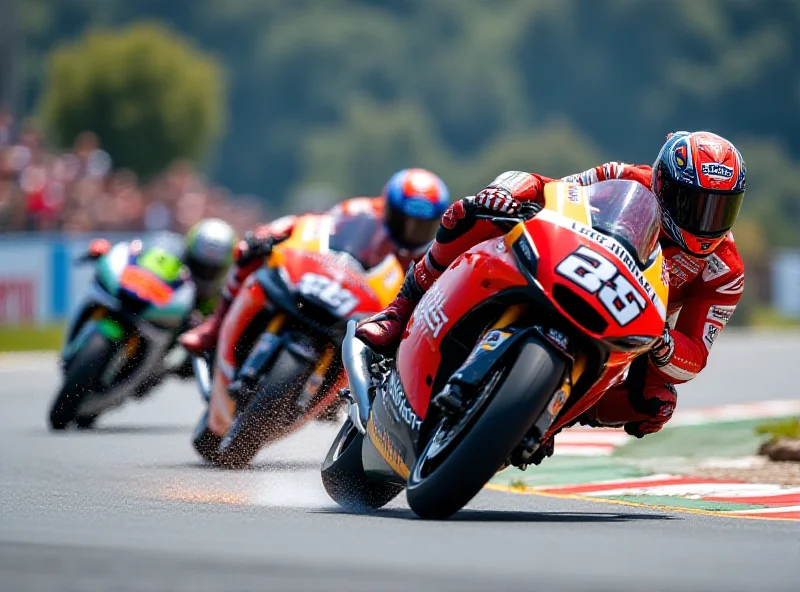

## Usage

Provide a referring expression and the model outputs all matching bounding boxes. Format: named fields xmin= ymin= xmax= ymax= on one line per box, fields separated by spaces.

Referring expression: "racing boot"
xmin=178 ymin=296 xmax=232 ymax=356
xmin=355 ymin=261 xmax=436 ymax=356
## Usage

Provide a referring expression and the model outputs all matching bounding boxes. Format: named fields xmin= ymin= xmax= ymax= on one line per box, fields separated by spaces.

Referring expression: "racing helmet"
xmin=184 ymin=218 xmax=236 ymax=295
xmin=652 ymin=131 xmax=746 ymax=256
xmin=382 ymin=168 xmax=450 ymax=249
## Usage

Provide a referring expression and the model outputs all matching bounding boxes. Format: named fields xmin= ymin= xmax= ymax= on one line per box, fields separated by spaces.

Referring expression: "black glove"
xmin=237 ymin=232 xmax=276 ymax=265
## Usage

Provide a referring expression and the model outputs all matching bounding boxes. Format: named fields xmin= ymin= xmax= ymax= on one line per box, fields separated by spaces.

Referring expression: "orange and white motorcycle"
xmin=192 ymin=212 xmax=404 ymax=468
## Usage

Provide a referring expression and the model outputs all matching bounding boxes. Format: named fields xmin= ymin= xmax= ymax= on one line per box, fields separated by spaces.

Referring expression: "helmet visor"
xmin=385 ymin=202 xmax=441 ymax=249
xmin=186 ymin=253 xmax=224 ymax=282
xmin=662 ymin=181 xmax=743 ymax=237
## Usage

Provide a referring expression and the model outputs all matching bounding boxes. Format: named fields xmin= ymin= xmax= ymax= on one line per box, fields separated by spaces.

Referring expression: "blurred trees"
xmin=18 ymin=0 xmax=800 ymax=249
xmin=40 ymin=21 xmax=224 ymax=179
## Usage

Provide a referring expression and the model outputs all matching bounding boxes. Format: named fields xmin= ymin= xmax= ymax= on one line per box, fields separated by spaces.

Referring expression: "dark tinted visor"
xmin=385 ymin=202 xmax=440 ymax=249
xmin=662 ymin=181 xmax=743 ymax=237
xmin=186 ymin=254 xmax=224 ymax=281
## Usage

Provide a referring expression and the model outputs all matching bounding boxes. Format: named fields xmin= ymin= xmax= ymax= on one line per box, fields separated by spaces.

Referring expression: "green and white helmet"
xmin=185 ymin=218 xmax=236 ymax=295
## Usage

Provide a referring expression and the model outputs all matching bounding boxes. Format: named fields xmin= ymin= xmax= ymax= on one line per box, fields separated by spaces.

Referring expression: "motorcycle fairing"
xmin=396 ymin=182 xmax=667 ymax=422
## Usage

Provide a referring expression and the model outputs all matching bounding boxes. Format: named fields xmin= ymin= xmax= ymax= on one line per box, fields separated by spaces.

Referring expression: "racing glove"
xmin=649 ymin=324 xmax=675 ymax=368
xmin=474 ymin=186 xmax=521 ymax=215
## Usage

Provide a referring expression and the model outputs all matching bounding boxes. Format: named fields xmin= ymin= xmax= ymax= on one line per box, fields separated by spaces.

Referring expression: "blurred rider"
xmin=86 ymin=217 xmax=237 ymax=320
xmin=356 ymin=132 xmax=746 ymax=449
xmin=179 ymin=168 xmax=450 ymax=355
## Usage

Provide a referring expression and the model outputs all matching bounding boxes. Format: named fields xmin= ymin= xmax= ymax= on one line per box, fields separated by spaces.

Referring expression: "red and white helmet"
xmin=652 ymin=131 xmax=746 ymax=256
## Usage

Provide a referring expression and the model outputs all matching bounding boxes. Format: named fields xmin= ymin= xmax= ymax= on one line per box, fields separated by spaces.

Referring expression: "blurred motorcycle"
xmin=191 ymin=212 xmax=404 ymax=468
xmin=48 ymin=235 xmax=196 ymax=430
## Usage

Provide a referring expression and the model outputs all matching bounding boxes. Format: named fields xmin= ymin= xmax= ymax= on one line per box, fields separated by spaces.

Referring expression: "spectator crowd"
xmin=0 ymin=111 xmax=268 ymax=236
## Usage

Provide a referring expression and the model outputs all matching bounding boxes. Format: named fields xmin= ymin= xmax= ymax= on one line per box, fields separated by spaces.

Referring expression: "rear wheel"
xmin=215 ymin=347 xmax=313 ymax=468
xmin=406 ymin=337 xmax=566 ymax=519
xmin=321 ymin=419 xmax=403 ymax=512
xmin=49 ymin=332 xmax=117 ymax=430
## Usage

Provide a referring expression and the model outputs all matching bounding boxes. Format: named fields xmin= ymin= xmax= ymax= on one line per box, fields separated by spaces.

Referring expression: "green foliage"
xmin=755 ymin=418 xmax=800 ymax=442
xmin=40 ymin=21 xmax=225 ymax=178
xmin=19 ymin=0 xmax=800 ymax=243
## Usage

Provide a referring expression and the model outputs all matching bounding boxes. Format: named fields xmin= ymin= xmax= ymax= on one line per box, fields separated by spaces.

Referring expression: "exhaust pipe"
xmin=341 ymin=320 xmax=373 ymax=433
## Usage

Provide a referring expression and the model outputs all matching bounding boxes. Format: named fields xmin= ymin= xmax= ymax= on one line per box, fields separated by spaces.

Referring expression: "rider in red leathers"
xmin=356 ymin=131 xmax=746 ymax=452
xmin=179 ymin=168 xmax=450 ymax=436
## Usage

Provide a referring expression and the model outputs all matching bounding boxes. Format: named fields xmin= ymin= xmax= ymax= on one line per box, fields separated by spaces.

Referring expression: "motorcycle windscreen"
xmin=328 ymin=213 xmax=394 ymax=270
xmin=586 ymin=180 xmax=661 ymax=267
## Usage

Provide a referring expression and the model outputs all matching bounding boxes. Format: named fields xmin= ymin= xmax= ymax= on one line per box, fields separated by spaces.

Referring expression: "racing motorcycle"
xmin=191 ymin=212 xmax=404 ymax=468
xmin=321 ymin=179 xmax=669 ymax=519
xmin=48 ymin=235 xmax=196 ymax=430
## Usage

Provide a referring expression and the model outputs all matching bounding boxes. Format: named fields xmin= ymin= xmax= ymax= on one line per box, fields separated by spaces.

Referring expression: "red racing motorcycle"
xmin=321 ymin=180 xmax=669 ymax=518
xmin=192 ymin=212 xmax=405 ymax=468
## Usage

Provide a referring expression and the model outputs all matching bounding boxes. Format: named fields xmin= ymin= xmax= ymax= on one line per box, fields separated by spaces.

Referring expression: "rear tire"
xmin=321 ymin=419 xmax=403 ymax=512
xmin=216 ymin=348 xmax=313 ymax=468
xmin=406 ymin=338 xmax=566 ymax=519
xmin=49 ymin=332 xmax=117 ymax=430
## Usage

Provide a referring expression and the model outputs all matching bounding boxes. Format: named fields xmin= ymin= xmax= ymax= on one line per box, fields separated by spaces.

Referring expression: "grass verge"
xmin=0 ymin=324 xmax=64 ymax=352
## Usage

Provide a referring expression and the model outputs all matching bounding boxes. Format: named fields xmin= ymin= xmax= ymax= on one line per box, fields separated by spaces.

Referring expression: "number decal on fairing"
xmin=555 ymin=246 xmax=647 ymax=326
xmin=297 ymin=273 xmax=358 ymax=316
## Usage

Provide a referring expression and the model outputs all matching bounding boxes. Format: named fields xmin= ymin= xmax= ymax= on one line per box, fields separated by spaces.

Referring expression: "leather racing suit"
xmin=378 ymin=164 xmax=745 ymax=442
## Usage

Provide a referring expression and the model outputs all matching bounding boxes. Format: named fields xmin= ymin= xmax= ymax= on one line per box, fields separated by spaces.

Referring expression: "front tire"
xmin=215 ymin=348 xmax=313 ymax=468
xmin=321 ymin=419 xmax=403 ymax=512
xmin=192 ymin=410 xmax=222 ymax=463
xmin=406 ymin=337 xmax=566 ymax=519
xmin=49 ymin=332 xmax=117 ymax=430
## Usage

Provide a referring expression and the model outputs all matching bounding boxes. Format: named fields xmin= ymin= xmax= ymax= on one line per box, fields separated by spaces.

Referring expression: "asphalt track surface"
xmin=1 ymin=331 xmax=798 ymax=591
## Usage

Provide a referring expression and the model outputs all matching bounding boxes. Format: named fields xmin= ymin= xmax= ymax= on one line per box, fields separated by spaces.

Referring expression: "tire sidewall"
xmin=406 ymin=337 xmax=566 ymax=518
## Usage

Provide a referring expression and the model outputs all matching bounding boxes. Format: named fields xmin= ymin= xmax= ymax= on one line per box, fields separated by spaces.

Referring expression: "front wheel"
xmin=321 ymin=419 xmax=403 ymax=512
xmin=49 ymin=331 xmax=117 ymax=430
xmin=215 ymin=347 xmax=313 ymax=468
xmin=406 ymin=337 xmax=566 ymax=519
xmin=192 ymin=410 xmax=222 ymax=464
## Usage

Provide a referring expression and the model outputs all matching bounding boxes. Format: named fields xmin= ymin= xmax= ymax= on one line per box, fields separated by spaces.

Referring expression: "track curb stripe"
xmin=485 ymin=483 xmax=800 ymax=522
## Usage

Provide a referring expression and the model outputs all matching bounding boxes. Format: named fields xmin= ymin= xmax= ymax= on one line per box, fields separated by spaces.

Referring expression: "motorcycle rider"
xmin=178 ymin=168 xmax=450 ymax=435
xmin=356 ymin=131 xmax=746 ymax=450
xmin=85 ymin=217 xmax=237 ymax=322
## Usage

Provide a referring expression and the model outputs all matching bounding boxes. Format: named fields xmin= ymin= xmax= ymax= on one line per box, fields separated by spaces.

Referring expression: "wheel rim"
xmin=412 ymin=366 xmax=505 ymax=482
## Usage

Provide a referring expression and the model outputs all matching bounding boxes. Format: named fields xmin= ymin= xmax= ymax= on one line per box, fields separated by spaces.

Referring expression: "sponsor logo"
xmin=547 ymin=388 xmax=569 ymax=416
xmin=702 ymin=254 xmax=731 ymax=282
xmin=383 ymin=371 xmax=422 ymax=430
xmin=708 ymin=304 xmax=736 ymax=324
xmin=701 ymin=163 xmax=734 ymax=180
xmin=703 ymin=321 xmax=720 ymax=350
xmin=674 ymin=143 xmax=688 ymax=169
xmin=566 ymin=185 xmax=581 ymax=203
xmin=673 ymin=253 xmax=701 ymax=274
xmin=480 ymin=329 xmax=512 ymax=351
xmin=660 ymin=260 xmax=670 ymax=287
xmin=0 ymin=279 xmax=35 ymax=323
xmin=417 ymin=284 xmax=449 ymax=338
xmin=545 ymin=328 xmax=569 ymax=351
xmin=367 ymin=415 xmax=410 ymax=479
